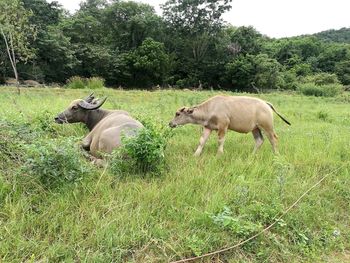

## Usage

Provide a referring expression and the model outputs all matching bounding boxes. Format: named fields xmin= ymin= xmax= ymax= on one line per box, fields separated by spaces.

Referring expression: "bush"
xmin=86 ymin=77 xmax=105 ymax=89
xmin=298 ymin=83 xmax=344 ymax=97
xmin=281 ymin=70 xmax=298 ymax=90
xmin=109 ymin=118 xmax=172 ymax=176
xmin=66 ymin=76 xmax=86 ymax=89
xmin=298 ymin=83 xmax=324 ymax=97
xmin=23 ymin=138 xmax=87 ymax=188
xmin=302 ymin=73 xmax=340 ymax=85
xmin=31 ymin=110 xmax=58 ymax=134
xmin=66 ymin=76 xmax=105 ymax=89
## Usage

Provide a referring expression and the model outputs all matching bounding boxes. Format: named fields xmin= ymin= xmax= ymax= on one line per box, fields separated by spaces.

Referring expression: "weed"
xmin=22 ymin=138 xmax=87 ymax=188
xmin=211 ymin=206 xmax=261 ymax=238
xmin=66 ymin=76 xmax=86 ymax=89
xmin=316 ymin=110 xmax=329 ymax=121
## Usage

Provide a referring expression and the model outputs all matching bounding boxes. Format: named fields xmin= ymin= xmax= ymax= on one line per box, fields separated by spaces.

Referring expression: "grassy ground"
xmin=0 ymin=87 xmax=349 ymax=262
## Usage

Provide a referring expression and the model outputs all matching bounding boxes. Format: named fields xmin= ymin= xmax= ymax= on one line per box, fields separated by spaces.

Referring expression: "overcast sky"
xmin=51 ymin=0 xmax=350 ymax=38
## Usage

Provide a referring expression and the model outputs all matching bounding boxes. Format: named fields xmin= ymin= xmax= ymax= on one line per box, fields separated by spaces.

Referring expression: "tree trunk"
xmin=1 ymin=28 xmax=20 ymax=94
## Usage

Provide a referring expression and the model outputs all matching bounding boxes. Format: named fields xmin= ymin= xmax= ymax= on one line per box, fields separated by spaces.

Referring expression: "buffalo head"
xmin=54 ymin=93 xmax=107 ymax=124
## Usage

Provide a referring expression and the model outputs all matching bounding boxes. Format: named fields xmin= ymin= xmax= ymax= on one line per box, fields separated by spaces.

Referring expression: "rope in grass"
xmin=170 ymin=165 xmax=345 ymax=263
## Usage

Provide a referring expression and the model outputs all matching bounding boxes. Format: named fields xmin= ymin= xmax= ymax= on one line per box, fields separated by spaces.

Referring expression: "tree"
xmin=162 ymin=0 xmax=232 ymax=36
xmin=334 ymin=60 xmax=350 ymax=85
xmin=104 ymin=1 xmax=164 ymax=51
xmin=229 ymin=26 xmax=263 ymax=55
xmin=162 ymin=0 xmax=232 ymax=86
xmin=316 ymin=44 xmax=350 ymax=73
xmin=35 ymin=26 xmax=78 ymax=83
xmin=22 ymin=0 xmax=62 ymax=28
xmin=225 ymin=54 xmax=284 ymax=91
xmin=0 ymin=0 xmax=36 ymax=92
xmin=224 ymin=54 xmax=255 ymax=90
xmin=253 ymin=54 xmax=284 ymax=90
xmin=131 ymin=38 xmax=171 ymax=87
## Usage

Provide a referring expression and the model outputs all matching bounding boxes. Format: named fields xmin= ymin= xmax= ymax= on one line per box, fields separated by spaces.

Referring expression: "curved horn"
xmin=84 ymin=93 xmax=95 ymax=103
xmin=78 ymin=97 xmax=107 ymax=110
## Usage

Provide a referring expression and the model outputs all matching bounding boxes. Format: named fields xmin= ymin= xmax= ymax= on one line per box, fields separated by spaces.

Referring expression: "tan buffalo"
xmin=169 ymin=95 xmax=291 ymax=155
xmin=54 ymin=93 xmax=143 ymax=160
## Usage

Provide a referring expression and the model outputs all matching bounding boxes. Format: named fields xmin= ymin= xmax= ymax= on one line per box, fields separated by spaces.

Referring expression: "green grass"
xmin=0 ymin=87 xmax=349 ymax=262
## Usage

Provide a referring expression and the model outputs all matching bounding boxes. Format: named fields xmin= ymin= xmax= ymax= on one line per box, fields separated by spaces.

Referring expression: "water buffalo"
xmin=169 ymin=95 xmax=290 ymax=155
xmin=54 ymin=93 xmax=143 ymax=160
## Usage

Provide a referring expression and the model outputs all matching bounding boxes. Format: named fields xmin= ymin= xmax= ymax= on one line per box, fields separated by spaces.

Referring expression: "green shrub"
xmin=109 ymin=118 xmax=172 ymax=176
xmin=66 ymin=76 xmax=86 ymax=89
xmin=31 ymin=110 xmax=57 ymax=134
xmin=23 ymin=138 xmax=87 ymax=188
xmin=86 ymin=77 xmax=105 ymax=89
xmin=298 ymin=83 xmax=343 ymax=97
xmin=298 ymin=83 xmax=324 ymax=97
xmin=302 ymin=73 xmax=340 ymax=85
xmin=66 ymin=76 xmax=105 ymax=89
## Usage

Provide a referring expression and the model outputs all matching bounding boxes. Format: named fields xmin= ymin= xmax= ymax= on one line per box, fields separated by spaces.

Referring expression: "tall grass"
xmin=0 ymin=87 xmax=349 ymax=262
xmin=66 ymin=76 xmax=105 ymax=89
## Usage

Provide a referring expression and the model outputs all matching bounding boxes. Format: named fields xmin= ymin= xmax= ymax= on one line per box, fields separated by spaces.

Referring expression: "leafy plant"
xmin=109 ymin=118 xmax=172 ymax=175
xmin=23 ymin=138 xmax=87 ymax=188
xmin=211 ymin=206 xmax=261 ymax=238
xmin=186 ymin=234 xmax=206 ymax=256
xmin=31 ymin=110 xmax=57 ymax=134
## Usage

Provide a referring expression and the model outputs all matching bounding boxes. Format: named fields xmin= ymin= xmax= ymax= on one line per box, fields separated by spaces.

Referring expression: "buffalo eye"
xmin=71 ymin=105 xmax=78 ymax=110
xmin=175 ymin=112 xmax=180 ymax=117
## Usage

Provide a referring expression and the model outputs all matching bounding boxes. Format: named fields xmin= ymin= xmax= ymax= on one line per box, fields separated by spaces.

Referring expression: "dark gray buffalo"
xmin=54 ymin=93 xmax=143 ymax=160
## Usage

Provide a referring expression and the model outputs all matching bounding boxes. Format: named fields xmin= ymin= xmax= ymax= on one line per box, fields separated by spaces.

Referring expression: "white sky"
xmin=51 ymin=0 xmax=350 ymax=38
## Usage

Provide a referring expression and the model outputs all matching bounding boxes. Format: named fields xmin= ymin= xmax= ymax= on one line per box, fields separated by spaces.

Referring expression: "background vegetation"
xmin=1 ymin=0 xmax=350 ymax=92
xmin=0 ymin=88 xmax=349 ymax=262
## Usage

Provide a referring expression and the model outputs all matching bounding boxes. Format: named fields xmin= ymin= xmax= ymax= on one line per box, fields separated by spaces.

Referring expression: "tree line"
xmin=1 ymin=0 xmax=350 ymax=91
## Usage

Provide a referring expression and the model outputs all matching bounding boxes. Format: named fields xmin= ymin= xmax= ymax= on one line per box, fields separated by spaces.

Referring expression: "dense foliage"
xmin=1 ymin=0 xmax=350 ymax=91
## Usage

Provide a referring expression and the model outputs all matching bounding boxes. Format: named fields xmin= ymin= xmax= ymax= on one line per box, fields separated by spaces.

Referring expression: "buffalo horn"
xmin=78 ymin=97 xmax=107 ymax=110
xmin=84 ymin=93 xmax=95 ymax=103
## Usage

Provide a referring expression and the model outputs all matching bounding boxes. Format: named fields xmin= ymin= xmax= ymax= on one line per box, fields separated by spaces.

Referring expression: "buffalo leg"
xmin=194 ymin=128 xmax=212 ymax=156
xmin=252 ymin=128 xmax=264 ymax=153
xmin=217 ymin=127 xmax=227 ymax=154
xmin=81 ymin=136 xmax=92 ymax=151
xmin=266 ymin=130 xmax=278 ymax=154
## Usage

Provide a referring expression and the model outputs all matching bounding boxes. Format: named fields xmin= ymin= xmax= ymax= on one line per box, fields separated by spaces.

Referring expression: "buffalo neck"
xmin=192 ymin=104 xmax=209 ymax=125
xmin=85 ymin=109 xmax=110 ymax=131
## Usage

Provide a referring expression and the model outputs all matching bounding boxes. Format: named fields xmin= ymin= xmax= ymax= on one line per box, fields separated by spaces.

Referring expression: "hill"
xmin=312 ymin=27 xmax=350 ymax=43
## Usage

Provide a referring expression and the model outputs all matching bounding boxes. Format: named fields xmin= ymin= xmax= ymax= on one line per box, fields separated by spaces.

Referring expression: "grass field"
xmin=0 ymin=87 xmax=349 ymax=262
